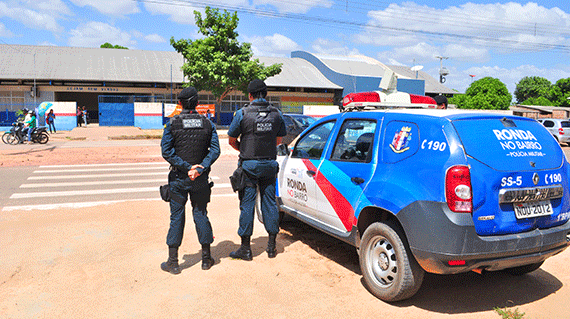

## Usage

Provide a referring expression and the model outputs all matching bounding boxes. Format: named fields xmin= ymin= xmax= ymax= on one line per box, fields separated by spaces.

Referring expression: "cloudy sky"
xmin=1 ymin=0 xmax=570 ymax=95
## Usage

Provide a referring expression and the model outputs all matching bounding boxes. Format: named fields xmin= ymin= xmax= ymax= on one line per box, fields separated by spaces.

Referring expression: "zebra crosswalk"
xmin=2 ymin=162 xmax=234 ymax=211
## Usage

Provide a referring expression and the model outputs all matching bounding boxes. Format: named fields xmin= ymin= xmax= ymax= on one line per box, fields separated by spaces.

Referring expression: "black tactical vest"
xmin=170 ymin=110 xmax=212 ymax=173
xmin=239 ymin=101 xmax=282 ymax=160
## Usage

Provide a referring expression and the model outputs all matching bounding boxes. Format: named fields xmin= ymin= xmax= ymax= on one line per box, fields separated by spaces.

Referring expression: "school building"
xmin=0 ymin=44 xmax=454 ymax=130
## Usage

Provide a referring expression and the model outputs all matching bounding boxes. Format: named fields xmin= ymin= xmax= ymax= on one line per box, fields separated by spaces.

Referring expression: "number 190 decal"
xmin=421 ymin=139 xmax=447 ymax=151
xmin=545 ymin=173 xmax=562 ymax=185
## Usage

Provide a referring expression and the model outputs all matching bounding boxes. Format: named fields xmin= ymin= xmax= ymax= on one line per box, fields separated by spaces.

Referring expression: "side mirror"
xmin=277 ymin=143 xmax=290 ymax=156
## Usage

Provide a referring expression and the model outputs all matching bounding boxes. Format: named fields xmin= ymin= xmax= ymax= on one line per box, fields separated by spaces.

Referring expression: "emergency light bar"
xmin=342 ymin=91 xmax=437 ymax=112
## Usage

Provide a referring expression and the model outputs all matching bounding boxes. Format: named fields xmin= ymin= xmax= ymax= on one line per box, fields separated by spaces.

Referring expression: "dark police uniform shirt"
xmin=161 ymin=110 xmax=220 ymax=176
xmin=227 ymin=99 xmax=287 ymax=156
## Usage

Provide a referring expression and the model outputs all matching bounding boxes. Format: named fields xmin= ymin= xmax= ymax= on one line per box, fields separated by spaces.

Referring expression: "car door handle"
xmin=351 ymin=177 xmax=365 ymax=185
xmin=306 ymin=170 xmax=316 ymax=177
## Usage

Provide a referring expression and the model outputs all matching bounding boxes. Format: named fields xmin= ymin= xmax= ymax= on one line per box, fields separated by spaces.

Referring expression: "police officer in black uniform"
xmin=161 ymin=87 xmax=220 ymax=274
xmin=227 ymin=79 xmax=287 ymax=260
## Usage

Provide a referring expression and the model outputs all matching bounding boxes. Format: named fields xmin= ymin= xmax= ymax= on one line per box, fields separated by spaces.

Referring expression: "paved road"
xmin=1 ymin=160 xmax=238 ymax=212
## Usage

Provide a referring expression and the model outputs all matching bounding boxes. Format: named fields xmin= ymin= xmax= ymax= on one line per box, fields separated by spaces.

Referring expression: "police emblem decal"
xmin=390 ymin=126 xmax=412 ymax=153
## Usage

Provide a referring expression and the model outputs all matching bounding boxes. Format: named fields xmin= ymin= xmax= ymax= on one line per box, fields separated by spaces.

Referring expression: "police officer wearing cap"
xmin=160 ymin=86 xmax=220 ymax=274
xmin=434 ymin=94 xmax=448 ymax=109
xmin=227 ymin=79 xmax=287 ymax=260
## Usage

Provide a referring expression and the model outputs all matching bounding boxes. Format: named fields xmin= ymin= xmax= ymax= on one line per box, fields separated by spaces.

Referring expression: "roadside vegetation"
xmin=495 ymin=307 xmax=527 ymax=319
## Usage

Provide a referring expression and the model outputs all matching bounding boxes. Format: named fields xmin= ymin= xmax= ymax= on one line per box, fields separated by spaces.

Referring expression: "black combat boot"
xmin=201 ymin=244 xmax=215 ymax=270
xmin=161 ymin=246 xmax=181 ymax=275
xmin=229 ymin=236 xmax=253 ymax=261
xmin=266 ymin=234 xmax=277 ymax=258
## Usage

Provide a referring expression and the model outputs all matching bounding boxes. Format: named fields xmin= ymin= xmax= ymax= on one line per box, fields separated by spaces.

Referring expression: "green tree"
xmin=100 ymin=42 xmax=129 ymax=49
xmin=551 ymin=78 xmax=570 ymax=107
xmin=451 ymin=77 xmax=512 ymax=110
xmin=521 ymin=96 xmax=554 ymax=106
xmin=171 ymin=6 xmax=282 ymax=124
xmin=514 ymin=76 xmax=551 ymax=103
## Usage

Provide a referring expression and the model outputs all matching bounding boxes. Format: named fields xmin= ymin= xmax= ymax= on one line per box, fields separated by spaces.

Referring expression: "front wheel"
xmin=504 ymin=261 xmax=543 ymax=276
xmin=36 ymin=132 xmax=49 ymax=144
xmin=6 ymin=132 xmax=20 ymax=145
xmin=359 ymin=221 xmax=425 ymax=302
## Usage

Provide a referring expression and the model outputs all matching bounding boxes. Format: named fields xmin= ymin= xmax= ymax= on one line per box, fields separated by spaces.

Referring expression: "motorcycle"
xmin=2 ymin=122 xmax=49 ymax=145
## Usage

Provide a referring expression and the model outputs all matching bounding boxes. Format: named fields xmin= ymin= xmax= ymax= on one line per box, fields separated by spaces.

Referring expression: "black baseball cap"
xmin=247 ymin=79 xmax=267 ymax=94
xmin=434 ymin=95 xmax=448 ymax=105
xmin=178 ymin=87 xmax=198 ymax=100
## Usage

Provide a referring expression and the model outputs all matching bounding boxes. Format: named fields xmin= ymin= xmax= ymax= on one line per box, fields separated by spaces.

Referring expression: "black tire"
xmin=359 ymin=221 xmax=425 ymax=302
xmin=37 ymin=132 xmax=49 ymax=144
xmin=2 ymin=132 xmax=9 ymax=144
xmin=504 ymin=261 xmax=543 ymax=276
xmin=6 ymin=132 xmax=20 ymax=145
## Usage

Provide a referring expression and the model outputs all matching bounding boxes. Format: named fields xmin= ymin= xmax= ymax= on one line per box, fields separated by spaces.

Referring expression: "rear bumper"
xmin=397 ymin=201 xmax=570 ymax=274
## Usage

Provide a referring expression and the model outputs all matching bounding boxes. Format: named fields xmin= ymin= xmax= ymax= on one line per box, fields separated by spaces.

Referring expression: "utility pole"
xmin=33 ymin=53 xmax=37 ymax=106
xmin=435 ymin=55 xmax=449 ymax=84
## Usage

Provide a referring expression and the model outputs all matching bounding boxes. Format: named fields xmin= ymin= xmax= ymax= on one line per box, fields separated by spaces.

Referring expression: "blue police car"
xmin=276 ymin=102 xmax=570 ymax=302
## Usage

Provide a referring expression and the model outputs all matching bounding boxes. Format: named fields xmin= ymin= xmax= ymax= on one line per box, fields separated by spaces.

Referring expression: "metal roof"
xmin=308 ymin=53 xmax=455 ymax=94
xmin=257 ymin=56 xmax=342 ymax=90
xmin=312 ymin=54 xmax=389 ymax=77
xmin=0 ymin=45 xmax=342 ymax=90
xmin=0 ymin=44 xmax=185 ymax=83
xmin=386 ymin=65 xmax=457 ymax=95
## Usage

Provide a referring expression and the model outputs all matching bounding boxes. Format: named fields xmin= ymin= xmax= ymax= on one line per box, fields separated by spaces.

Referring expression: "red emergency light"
xmin=410 ymin=94 xmax=437 ymax=105
xmin=342 ymin=92 xmax=380 ymax=107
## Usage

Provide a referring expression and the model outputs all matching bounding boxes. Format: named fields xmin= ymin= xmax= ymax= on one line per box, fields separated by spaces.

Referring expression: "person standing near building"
xmin=227 ymin=79 xmax=287 ymax=260
xmin=82 ymin=106 xmax=88 ymax=126
xmin=160 ymin=87 xmax=220 ymax=274
xmin=76 ymin=106 xmax=83 ymax=127
xmin=46 ymin=109 xmax=56 ymax=134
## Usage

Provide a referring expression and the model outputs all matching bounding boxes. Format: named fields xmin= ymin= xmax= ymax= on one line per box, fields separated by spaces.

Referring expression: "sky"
xmin=1 ymin=0 xmax=570 ymax=97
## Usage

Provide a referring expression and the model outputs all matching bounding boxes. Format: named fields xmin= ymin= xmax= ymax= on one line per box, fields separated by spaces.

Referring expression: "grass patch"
xmin=495 ymin=307 xmax=526 ymax=319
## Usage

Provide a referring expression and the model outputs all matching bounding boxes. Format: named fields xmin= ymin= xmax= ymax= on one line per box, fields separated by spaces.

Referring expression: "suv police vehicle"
xmin=276 ymin=91 xmax=570 ymax=302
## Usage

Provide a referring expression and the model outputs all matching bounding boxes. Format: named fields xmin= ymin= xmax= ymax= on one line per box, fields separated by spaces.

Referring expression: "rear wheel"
xmin=37 ymin=132 xmax=49 ymax=144
xmin=359 ymin=221 xmax=425 ymax=302
xmin=504 ymin=261 xmax=543 ymax=276
xmin=2 ymin=132 xmax=10 ymax=144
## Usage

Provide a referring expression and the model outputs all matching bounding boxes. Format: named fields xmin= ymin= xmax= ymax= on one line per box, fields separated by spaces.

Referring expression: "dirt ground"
xmin=1 ymin=144 xmax=570 ymax=318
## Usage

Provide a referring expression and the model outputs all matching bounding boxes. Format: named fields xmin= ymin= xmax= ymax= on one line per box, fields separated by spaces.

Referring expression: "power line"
xmin=132 ymin=0 xmax=570 ymax=53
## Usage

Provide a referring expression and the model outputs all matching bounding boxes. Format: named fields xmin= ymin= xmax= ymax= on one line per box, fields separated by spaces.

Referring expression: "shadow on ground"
xmin=280 ymin=218 xmax=563 ymax=313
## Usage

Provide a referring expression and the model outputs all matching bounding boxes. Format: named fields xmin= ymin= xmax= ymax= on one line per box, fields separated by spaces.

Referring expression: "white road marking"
xmin=35 ymin=166 xmax=169 ymax=173
xmin=39 ymin=162 xmax=168 ymax=168
xmin=28 ymin=172 xmax=167 ymax=180
xmin=1 ymin=194 xmax=237 ymax=211
xmin=11 ymin=183 xmax=232 ymax=198
xmin=20 ymin=179 xmax=167 ymax=188
xmin=27 ymin=172 xmax=220 ymax=180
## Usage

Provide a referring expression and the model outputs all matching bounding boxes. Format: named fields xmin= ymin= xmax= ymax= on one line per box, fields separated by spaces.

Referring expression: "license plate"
xmin=514 ymin=200 xmax=553 ymax=219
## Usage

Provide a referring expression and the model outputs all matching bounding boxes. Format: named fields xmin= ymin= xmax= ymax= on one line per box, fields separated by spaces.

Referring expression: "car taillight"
xmin=445 ymin=165 xmax=472 ymax=213
xmin=559 ymin=128 xmax=564 ymax=135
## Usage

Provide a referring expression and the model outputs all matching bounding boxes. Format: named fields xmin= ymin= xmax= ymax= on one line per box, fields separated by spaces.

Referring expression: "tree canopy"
xmin=100 ymin=42 xmax=128 ymax=49
xmin=514 ymin=76 xmax=551 ymax=104
xmin=551 ymin=78 xmax=570 ymax=107
xmin=170 ymin=6 xmax=282 ymax=123
xmin=450 ymin=77 xmax=511 ymax=110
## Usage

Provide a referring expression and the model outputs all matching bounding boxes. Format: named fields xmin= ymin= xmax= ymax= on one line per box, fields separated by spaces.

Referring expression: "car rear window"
xmin=452 ymin=117 xmax=564 ymax=171
xmin=561 ymin=121 xmax=570 ymax=128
